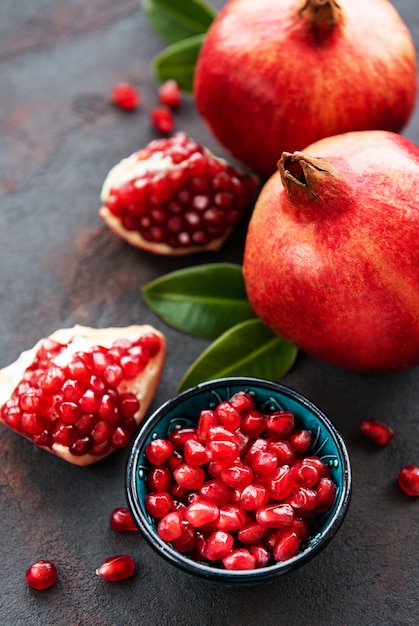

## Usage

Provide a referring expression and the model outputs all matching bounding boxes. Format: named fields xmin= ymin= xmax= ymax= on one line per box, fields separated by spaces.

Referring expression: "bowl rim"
xmin=125 ymin=376 xmax=352 ymax=583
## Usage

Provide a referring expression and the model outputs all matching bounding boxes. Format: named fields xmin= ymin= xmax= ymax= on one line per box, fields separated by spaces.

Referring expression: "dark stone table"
xmin=1 ymin=1 xmax=418 ymax=624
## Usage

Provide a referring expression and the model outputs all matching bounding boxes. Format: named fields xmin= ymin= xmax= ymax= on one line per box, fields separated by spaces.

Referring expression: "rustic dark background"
xmin=1 ymin=1 xmax=418 ymax=624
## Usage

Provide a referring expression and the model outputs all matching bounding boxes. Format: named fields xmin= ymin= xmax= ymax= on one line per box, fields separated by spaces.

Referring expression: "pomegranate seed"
xmin=221 ymin=463 xmax=253 ymax=489
xmin=171 ymin=520 xmax=196 ymax=553
xmin=238 ymin=521 xmax=268 ymax=545
xmin=169 ymin=427 xmax=198 ymax=449
xmin=249 ymin=545 xmax=271 ymax=568
xmin=288 ymin=429 xmax=313 ymax=454
xmin=145 ymin=492 xmax=174 ymax=518
xmin=267 ymin=439 xmax=296 ymax=465
xmin=267 ymin=465 xmax=293 ymax=501
xmin=199 ymin=479 xmax=232 ymax=506
xmin=240 ymin=484 xmax=269 ymax=510
xmin=216 ymin=505 xmax=247 ymax=531
xmin=145 ymin=438 xmax=174 ymax=465
xmin=150 ymin=106 xmax=174 ymax=134
xmin=148 ymin=466 xmax=172 ymax=492
xmin=173 ymin=464 xmax=205 ymax=490
xmin=360 ymin=418 xmax=394 ymax=446
xmin=398 ymin=464 xmax=419 ymax=496
xmin=158 ymin=79 xmax=182 ymax=108
xmin=264 ymin=410 xmax=295 ymax=438
xmin=314 ymin=477 xmax=336 ymax=512
xmin=286 ymin=487 xmax=318 ymax=511
xmin=302 ymin=456 xmax=330 ymax=479
xmin=273 ymin=528 xmax=301 ymax=562
xmin=204 ymin=530 xmax=234 ymax=561
xmin=256 ymin=503 xmax=295 ymax=528
xmin=207 ymin=425 xmax=241 ymax=445
xmin=158 ymin=511 xmax=184 ymax=541
xmin=215 ymin=401 xmax=242 ymax=431
xmin=222 ymin=548 xmax=256 ymax=571
xmin=229 ymin=391 xmax=256 ymax=414
xmin=197 ymin=409 xmax=217 ymax=442
xmin=25 ymin=560 xmax=58 ymax=590
xmin=109 ymin=507 xmax=138 ymax=532
xmin=290 ymin=460 xmax=319 ymax=487
xmin=111 ymin=83 xmax=140 ymax=110
xmin=206 ymin=439 xmax=239 ymax=464
xmin=184 ymin=500 xmax=219 ymax=528
xmin=183 ymin=439 xmax=208 ymax=465
xmin=96 ymin=554 xmax=135 ymax=581
xmin=251 ymin=450 xmax=278 ymax=475
xmin=240 ymin=409 xmax=265 ymax=437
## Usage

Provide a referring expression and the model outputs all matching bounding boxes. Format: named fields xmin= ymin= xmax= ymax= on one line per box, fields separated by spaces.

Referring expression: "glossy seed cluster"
xmin=144 ymin=391 xmax=336 ymax=571
xmin=105 ymin=132 xmax=257 ymax=250
xmin=1 ymin=333 xmax=161 ymax=457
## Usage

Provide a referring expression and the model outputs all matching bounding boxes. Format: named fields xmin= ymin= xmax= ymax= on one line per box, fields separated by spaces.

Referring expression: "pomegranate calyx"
xmin=278 ymin=151 xmax=340 ymax=207
xmin=299 ymin=0 xmax=342 ymax=30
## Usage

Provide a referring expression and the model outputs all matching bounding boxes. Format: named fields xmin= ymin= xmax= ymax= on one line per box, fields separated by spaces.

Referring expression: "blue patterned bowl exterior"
xmin=126 ymin=377 xmax=352 ymax=585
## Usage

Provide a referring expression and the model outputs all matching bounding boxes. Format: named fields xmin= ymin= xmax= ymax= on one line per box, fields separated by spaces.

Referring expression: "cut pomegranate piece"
xmin=25 ymin=559 xmax=58 ymax=590
xmin=0 ymin=324 xmax=165 ymax=466
xmin=360 ymin=418 xmax=395 ymax=446
xmin=96 ymin=554 xmax=135 ymax=581
xmin=99 ymin=132 xmax=258 ymax=255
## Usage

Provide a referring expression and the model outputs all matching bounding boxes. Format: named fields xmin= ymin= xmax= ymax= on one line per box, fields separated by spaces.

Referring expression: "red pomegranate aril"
xmin=57 ymin=401 xmax=81 ymax=424
xmin=25 ymin=559 xmax=58 ymax=590
xmin=184 ymin=439 xmax=208 ymax=465
xmin=199 ymin=479 xmax=232 ymax=506
xmin=91 ymin=419 xmax=113 ymax=444
xmin=158 ymin=79 xmax=182 ymax=108
xmin=206 ymin=439 xmax=238 ymax=464
xmin=229 ymin=391 xmax=256 ymax=414
xmin=158 ymin=511 xmax=184 ymax=541
xmin=111 ymin=83 xmax=140 ymax=110
xmin=52 ymin=423 xmax=78 ymax=446
xmin=111 ymin=425 xmax=131 ymax=449
xmin=267 ymin=465 xmax=293 ymax=500
xmin=78 ymin=389 xmax=101 ymax=413
xmin=170 ymin=483 xmax=190 ymax=502
xmin=166 ymin=450 xmax=184 ymax=470
xmin=240 ymin=484 xmax=269 ymax=510
xmin=145 ymin=438 xmax=174 ymax=465
xmin=102 ymin=364 xmax=123 ymax=387
xmin=207 ymin=425 xmax=241 ymax=445
xmin=360 ymin=418 xmax=395 ymax=446
xmin=204 ymin=530 xmax=234 ymax=561
xmin=286 ymin=487 xmax=318 ymax=511
xmin=256 ymin=503 xmax=295 ymax=528
xmin=110 ymin=507 xmax=138 ymax=532
xmin=66 ymin=359 xmax=90 ymax=383
xmin=42 ymin=365 xmax=66 ymax=391
xmin=290 ymin=460 xmax=319 ymax=488
xmin=222 ymin=548 xmax=256 ymax=571
xmin=251 ymin=450 xmax=278 ymax=476
xmin=273 ymin=529 xmax=301 ymax=562
xmin=398 ymin=464 xmax=419 ymax=496
xmin=291 ymin=516 xmax=310 ymax=541
xmin=197 ymin=409 xmax=217 ymax=442
xmin=184 ymin=500 xmax=219 ymax=528
xmin=171 ymin=520 xmax=196 ymax=553
xmin=302 ymin=456 xmax=330 ymax=479
xmin=288 ymin=429 xmax=313 ymax=454
xmin=240 ymin=409 xmax=265 ymax=437
xmin=215 ymin=401 xmax=242 ymax=431
xmin=314 ymin=477 xmax=336 ymax=512
xmin=118 ymin=393 xmax=140 ymax=419
xmin=216 ymin=505 xmax=247 ymax=531
xmin=150 ymin=106 xmax=174 ymax=134
xmin=221 ymin=463 xmax=253 ymax=489
xmin=96 ymin=554 xmax=135 ymax=581
xmin=173 ymin=464 xmax=205 ymax=490
xmin=238 ymin=521 xmax=268 ymax=545
xmin=21 ymin=412 xmax=44 ymax=436
xmin=145 ymin=491 xmax=174 ymax=518
xmin=169 ymin=427 xmax=198 ymax=449
xmin=62 ymin=379 xmax=86 ymax=402
xmin=148 ymin=466 xmax=172 ymax=492
xmin=70 ymin=435 xmax=92 ymax=456
xmin=249 ymin=545 xmax=271 ymax=568
xmin=267 ymin=440 xmax=296 ymax=465
xmin=265 ymin=410 xmax=295 ymax=438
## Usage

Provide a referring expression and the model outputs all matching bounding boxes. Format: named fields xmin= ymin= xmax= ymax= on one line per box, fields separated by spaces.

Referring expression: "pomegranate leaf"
xmin=151 ymin=34 xmax=205 ymax=92
xmin=142 ymin=0 xmax=216 ymax=45
xmin=142 ymin=263 xmax=256 ymax=340
xmin=176 ymin=318 xmax=298 ymax=392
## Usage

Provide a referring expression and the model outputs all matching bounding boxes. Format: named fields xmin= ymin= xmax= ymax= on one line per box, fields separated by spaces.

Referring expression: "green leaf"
xmin=142 ymin=263 xmax=256 ymax=341
xmin=151 ymin=34 xmax=205 ymax=92
xmin=176 ymin=318 xmax=298 ymax=392
xmin=142 ymin=0 xmax=216 ymax=45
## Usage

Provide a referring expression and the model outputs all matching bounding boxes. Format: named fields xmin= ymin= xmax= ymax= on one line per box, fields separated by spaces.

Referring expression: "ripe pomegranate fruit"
xmin=243 ymin=130 xmax=419 ymax=372
xmin=99 ymin=132 xmax=258 ymax=255
xmin=194 ymin=0 xmax=417 ymax=177
xmin=0 ymin=324 xmax=165 ymax=465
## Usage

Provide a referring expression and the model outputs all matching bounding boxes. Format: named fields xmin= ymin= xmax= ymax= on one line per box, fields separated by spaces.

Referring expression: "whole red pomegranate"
xmin=243 ymin=130 xmax=419 ymax=372
xmin=194 ymin=0 xmax=417 ymax=178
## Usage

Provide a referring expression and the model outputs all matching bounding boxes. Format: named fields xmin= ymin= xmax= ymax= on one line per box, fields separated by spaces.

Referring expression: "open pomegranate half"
xmin=0 ymin=325 xmax=165 ymax=466
xmin=99 ymin=132 xmax=258 ymax=255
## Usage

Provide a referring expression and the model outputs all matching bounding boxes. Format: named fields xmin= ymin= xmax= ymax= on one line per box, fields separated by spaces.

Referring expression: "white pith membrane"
xmin=99 ymin=135 xmax=256 ymax=256
xmin=0 ymin=324 xmax=166 ymax=466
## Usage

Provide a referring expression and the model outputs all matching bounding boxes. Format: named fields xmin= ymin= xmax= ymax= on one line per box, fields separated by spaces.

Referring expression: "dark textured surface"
xmin=1 ymin=1 xmax=419 ymax=624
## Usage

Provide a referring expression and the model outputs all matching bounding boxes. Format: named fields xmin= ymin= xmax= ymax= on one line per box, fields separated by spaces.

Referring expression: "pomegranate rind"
xmin=0 ymin=324 xmax=166 ymax=466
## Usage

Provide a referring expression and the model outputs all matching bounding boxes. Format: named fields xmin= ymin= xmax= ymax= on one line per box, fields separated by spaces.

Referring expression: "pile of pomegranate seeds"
xmin=110 ymin=82 xmax=140 ymax=110
xmin=360 ymin=418 xmax=394 ymax=446
xmin=143 ymin=391 xmax=336 ymax=571
xmin=25 ymin=560 xmax=58 ymax=590
xmin=100 ymin=132 xmax=258 ymax=255
xmin=0 ymin=327 xmax=164 ymax=464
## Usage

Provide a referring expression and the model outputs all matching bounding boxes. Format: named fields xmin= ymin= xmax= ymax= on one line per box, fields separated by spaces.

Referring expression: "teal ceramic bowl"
xmin=126 ymin=377 xmax=352 ymax=585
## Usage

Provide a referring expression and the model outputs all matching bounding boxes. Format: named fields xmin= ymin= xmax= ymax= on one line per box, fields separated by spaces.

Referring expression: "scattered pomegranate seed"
xmin=96 ymin=554 xmax=135 ymax=581
xmin=109 ymin=507 xmax=138 ymax=532
xmin=398 ymin=464 xmax=419 ymax=496
xmin=25 ymin=560 xmax=58 ymax=590
xmin=158 ymin=79 xmax=182 ymax=108
xmin=143 ymin=391 xmax=337 ymax=570
xmin=150 ymin=105 xmax=175 ymax=134
xmin=110 ymin=83 xmax=140 ymax=110
xmin=360 ymin=418 xmax=394 ymax=446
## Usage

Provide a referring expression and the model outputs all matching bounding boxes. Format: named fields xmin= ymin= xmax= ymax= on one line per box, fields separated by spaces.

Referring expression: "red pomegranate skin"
xmin=194 ymin=0 xmax=417 ymax=178
xmin=242 ymin=130 xmax=419 ymax=372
